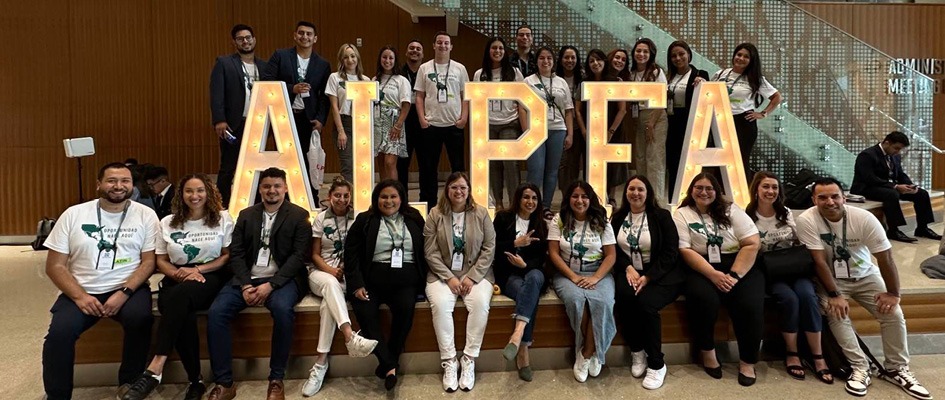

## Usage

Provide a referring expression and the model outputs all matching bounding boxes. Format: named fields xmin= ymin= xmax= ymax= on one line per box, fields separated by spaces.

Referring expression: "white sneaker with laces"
xmin=441 ymin=358 xmax=459 ymax=392
xmin=345 ymin=331 xmax=378 ymax=358
xmin=573 ymin=350 xmax=590 ymax=383
xmin=881 ymin=366 xmax=932 ymax=400
xmin=301 ymin=362 xmax=329 ymax=397
xmin=642 ymin=365 xmax=667 ymax=390
xmin=630 ymin=350 xmax=647 ymax=378
xmin=846 ymin=368 xmax=872 ymax=397
xmin=588 ymin=354 xmax=602 ymax=377
xmin=459 ymin=355 xmax=476 ymax=391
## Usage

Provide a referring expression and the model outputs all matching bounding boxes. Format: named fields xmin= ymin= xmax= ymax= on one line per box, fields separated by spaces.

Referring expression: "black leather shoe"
xmin=184 ymin=381 xmax=206 ymax=400
xmin=703 ymin=359 xmax=723 ymax=380
xmin=888 ymin=229 xmax=918 ymax=243
xmin=738 ymin=372 xmax=757 ymax=387
xmin=384 ymin=374 xmax=398 ymax=391
xmin=915 ymin=227 xmax=943 ymax=240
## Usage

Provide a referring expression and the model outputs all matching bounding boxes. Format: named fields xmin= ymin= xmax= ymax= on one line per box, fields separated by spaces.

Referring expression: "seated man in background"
xmin=143 ymin=165 xmax=174 ymax=220
xmin=851 ymin=131 xmax=941 ymax=243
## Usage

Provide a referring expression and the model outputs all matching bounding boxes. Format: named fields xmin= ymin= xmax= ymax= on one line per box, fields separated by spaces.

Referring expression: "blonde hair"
xmin=336 ymin=43 xmax=366 ymax=81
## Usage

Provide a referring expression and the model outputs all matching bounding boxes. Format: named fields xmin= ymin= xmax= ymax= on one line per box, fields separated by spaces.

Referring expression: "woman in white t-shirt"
xmin=548 ymin=181 xmax=616 ymax=384
xmin=745 ymin=171 xmax=833 ymax=384
xmin=327 ymin=44 xmax=368 ymax=183
xmin=301 ymin=176 xmax=379 ymax=396
xmin=473 ymin=37 xmax=526 ymax=209
xmin=628 ymin=38 xmax=670 ymax=204
xmin=556 ymin=46 xmax=586 ymax=194
xmin=584 ymin=49 xmax=628 ymax=205
xmin=673 ymin=172 xmax=763 ymax=386
xmin=524 ymin=46 xmax=574 ymax=210
xmin=373 ymin=46 xmax=413 ymax=181
xmin=126 ymin=174 xmax=233 ymax=398
xmin=708 ymin=43 xmax=782 ymax=178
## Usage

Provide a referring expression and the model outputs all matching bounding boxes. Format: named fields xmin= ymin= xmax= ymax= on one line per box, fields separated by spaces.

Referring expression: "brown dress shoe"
xmin=207 ymin=384 xmax=237 ymax=400
xmin=267 ymin=380 xmax=285 ymax=400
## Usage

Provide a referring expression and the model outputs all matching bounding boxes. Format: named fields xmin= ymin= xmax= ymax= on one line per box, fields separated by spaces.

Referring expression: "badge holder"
xmin=437 ymin=85 xmax=448 ymax=103
xmin=391 ymin=247 xmax=404 ymax=269
xmin=256 ymin=247 xmax=271 ymax=267
xmin=666 ymin=90 xmax=675 ymax=116
xmin=451 ymin=252 xmax=464 ymax=271
xmin=631 ymin=248 xmax=644 ymax=271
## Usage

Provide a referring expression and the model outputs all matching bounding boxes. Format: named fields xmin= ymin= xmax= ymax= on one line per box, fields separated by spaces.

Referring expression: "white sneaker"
xmin=588 ymin=354 xmax=602 ymax=377
xmin=301 ymin=362 xmax=329 ymax=397
xmin=573 ymin=350 xmax=590 ymax=383
xmin=630 ymin=350 xmax=647 ymax=378
xmin=441 ymin=358 xmax=459 ymax=392
xmin=459 ymin=355 xmax=476 ymax=391
xmin=846 ymin=368 xmax=872 ymax=397
xmin=881 ymin=366 xmax=932 ymax=400
xmin=345 ymin=331 xmax=378 ymax=358
xmin=642 ymin=365 xmax=667 ymax=390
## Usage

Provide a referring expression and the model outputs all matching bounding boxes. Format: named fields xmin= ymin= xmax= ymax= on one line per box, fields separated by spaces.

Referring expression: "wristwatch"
xmin=727 ymin=271 xmax=741 ymax=281
xmin=120 ymin=287 xmax=134 ymax=297
xmin=827 ymin=290 xmax=841 ymax=298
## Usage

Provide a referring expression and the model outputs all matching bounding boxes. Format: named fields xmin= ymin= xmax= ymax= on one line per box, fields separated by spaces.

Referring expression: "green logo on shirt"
xmin=183 ymin=244 xmax=200 ymax=263
xmin=171 ymin=231 xmax=190 ymax=245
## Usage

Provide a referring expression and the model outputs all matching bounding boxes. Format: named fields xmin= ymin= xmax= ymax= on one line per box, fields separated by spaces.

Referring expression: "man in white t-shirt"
xmin=42 ymin=162 xmax=160 ymax=400
xmin=796 ymin=178 xmax=931 ymax=400
xmin=414 ymin=31 xmax=469 ymax=210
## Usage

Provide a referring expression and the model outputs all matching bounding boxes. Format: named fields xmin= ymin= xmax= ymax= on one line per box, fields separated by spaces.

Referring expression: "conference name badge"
xmin=255 ymin=248 xmax=271 ymax=267
xmin=451 ymin=252 xmax=464 ymax=271
xmin=391 ymin=248 xmax=404 ymax=269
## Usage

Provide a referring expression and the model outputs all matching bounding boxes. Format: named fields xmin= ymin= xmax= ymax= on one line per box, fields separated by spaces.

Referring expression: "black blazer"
xmin=851 ymin=144 xmax=911 ymax=194
xmin=153 ymin=184 xmax=174 ymax=220
xmin=210 ymin=53 xmax=268 ymax=129
xmin=671 ymin=65 xmax=710 ymax=109
xmin=609 ymin=207 xmax=684 ymax=286
xmin=227 ymin=201 xmax=312 ymax=295
xmin=344 ymin=211 xmax=427 ymax=294
xmin=262 ymin=47 xmax=331 ymax=125
xmin=492 ymin=210 xmax=548 ymax=290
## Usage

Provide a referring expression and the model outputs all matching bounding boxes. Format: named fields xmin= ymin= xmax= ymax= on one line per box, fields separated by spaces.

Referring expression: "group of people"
xmin=211 ymin=22 xmax=785 ymax=211
xmin=42 ymin=156 xmax=935 ymax=400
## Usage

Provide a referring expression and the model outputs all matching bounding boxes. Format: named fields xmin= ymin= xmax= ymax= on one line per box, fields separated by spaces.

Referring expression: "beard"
xmin=237 ymin=46 xmax=255 ymax=55
xmin=99 ymin=188 xmax=131 ymax=204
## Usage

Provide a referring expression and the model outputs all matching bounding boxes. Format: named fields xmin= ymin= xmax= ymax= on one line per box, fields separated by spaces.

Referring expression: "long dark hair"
xmin=666 ymin=40 xmax=693 ymax=81
xmin=169 ymin=173 xmax=223 ymax=229
xmin=497 ymin=182 xmax=548 ymax=240
xmin=584 ymin=49 xmax=616 ymax=82
xmin=745 ymin=171 xmax=789 ymax=227
xmin=732 ymin=42 xmax=763 ymax=96
xmin=613 ymin=175 xmax=661 ymax=225
xmin=559 ymin=181 xmax=608 ymax=234
xmin=606 ymin=48 xmax=630 ymax=81
xmin=629 ymin=38 xmax=661 ymax=82
xmin=678 ymin=172 xmax=732 ymax=228
xmin=374 ymin=45 xmax=399 ymax=77
xmin=479 ymin=36 xmax=517 ymax=82
xmin=555 ymin=46 xmax=583 ymax=90
xmin=368 ymin=179 xmax=423 ymax=224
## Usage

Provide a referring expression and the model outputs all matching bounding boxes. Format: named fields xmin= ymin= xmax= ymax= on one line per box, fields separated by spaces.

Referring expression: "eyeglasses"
xmin=235 ymin=35 xmax=254 ymax=42
xmin=448 ymin=185 xmax=468 ymax=192
xmin=693 ymin=185 xmax=716 ymax=193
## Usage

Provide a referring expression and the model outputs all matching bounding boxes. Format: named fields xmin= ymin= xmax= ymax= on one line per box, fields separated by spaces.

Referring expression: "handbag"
xmin=762 ymin=226 xmax=814 ymax=282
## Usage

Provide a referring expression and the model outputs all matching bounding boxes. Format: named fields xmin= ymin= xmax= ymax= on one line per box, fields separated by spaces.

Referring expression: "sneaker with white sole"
xmin=846 ymin=368 xmax=872 ymax=397
xmin=573 ymin=350 xmax=590 ymax=383
xmin=345 ymin=331 xmax=378 ymax=358
xmin=588 ymin=354 xmax=602 ymax=377
xmin=459 ymin=355 xmax=476 ymax=391
xmin=630 ymin=350 xmax=647 ymax=378
xmin=441 ymin=358 xmax=459 ymax=392
xmin=881 ymin=366 xmax=932 ymax=400
xmin=642 ymin=365 xmax=667 ymax=390
xmin=300 ymin=362 xmax=328 ymax=397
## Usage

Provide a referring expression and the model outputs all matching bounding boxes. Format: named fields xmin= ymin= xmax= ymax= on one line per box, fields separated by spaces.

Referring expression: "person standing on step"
xmin=510 ymin=24 xmax=537 ymax=78
xmin=373 ymin=45 xmax=413 ymax=181
xmin=326 ymin=43 xmax=368 ymax=183
xmin=557 ymin=45 xmax=586 ymax=194
xmin=664 ymin=40 xmax=708 ymax=196
xmin=628 ymin=38 xmax=669 ymax=204
xmin=397 ymin=40 xmax=425 ymax=200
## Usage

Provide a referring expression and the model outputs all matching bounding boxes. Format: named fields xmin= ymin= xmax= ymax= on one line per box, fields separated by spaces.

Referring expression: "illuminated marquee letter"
xmin=230 ymin=81 xmax=317 ymax=220
xmin=347 ymin=81 xmax=427 ymax=215
xmin=466 ymin=81 xmax=548 ymax=217
xmin=673 ymin=81 xmax=750 ymax=208
xmin=583 ymin=82 xmax=665 ymax=213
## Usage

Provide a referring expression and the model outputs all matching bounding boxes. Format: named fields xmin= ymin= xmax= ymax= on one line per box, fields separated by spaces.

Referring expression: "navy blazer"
xmin=209 ymin=53 xmax=268 ymax=129
xmin=227 ymin=201 xmax=312 ymax=295
xmin=851 ymin=143 xmax=912 ymax=194
xmin=609 ymin=207 xmax=684 ymax=286
xmin=262 ymin=47 xmax=331 ymax=125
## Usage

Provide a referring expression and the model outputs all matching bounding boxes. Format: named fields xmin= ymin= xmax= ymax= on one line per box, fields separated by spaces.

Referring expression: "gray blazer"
xmin=424 ymin=205 xmax=495 ymax=284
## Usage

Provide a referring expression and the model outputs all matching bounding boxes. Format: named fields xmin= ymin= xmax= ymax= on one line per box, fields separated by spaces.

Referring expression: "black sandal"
xmin=785 ymin=351 xmax=805 ymax=380
xmin=807 ymin=354 xmax=834 ymax=384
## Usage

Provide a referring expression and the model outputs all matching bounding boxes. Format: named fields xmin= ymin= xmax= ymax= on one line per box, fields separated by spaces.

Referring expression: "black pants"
xmin=418 ymin=125 xmax=465 ymax=209
xmin=614 ymin=269 xmax=681 ymax=369
xmin=155 ymin=270 xmax=229 ymax=382
xmin=217 ymin=119 xmax=246 ymax=207
xmin=350 ymin=262 xmax=420 ymax=377
xmin=558 ymin=126 xmax=586 ymax=192
xmin=43 ymin=288 xmax=153 ymax=400
xmin=666 ymin=109 xmax=689 ymax=195
xmin=733 ymin=112 xmax=757 ymax=181
xmin=397 ymin=106 xmax=422 ymax=200
xmin=685 ymin=254 xmax=765 ymax=364
xmin=293 ymin=111 xmax=319 ymax=200
xmin=861 ymin=186 xmax=934 ymax=229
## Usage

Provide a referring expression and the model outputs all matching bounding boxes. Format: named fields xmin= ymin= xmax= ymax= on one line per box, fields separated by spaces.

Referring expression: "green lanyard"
xmin=721 ymin=69 xmax=746 ymax=97
xmin=820 ymin=211 xmax=850 ymax=262
xmin=695 ymin=208 xmax=723 ymax=247
xmin=383 ymin=214 xmax=406 ymax=250
xmin=567 ymin=219 xmax=590 ymax=264
xmin=622 ymin=212 xmax=647 ymax=251
xmin=94 ymin=201 xmax=130 ymax=270
xmin=332 ymin=213 xmax=349 ymax=257
xmin=452 ymin=212 xmax=466 ymax=254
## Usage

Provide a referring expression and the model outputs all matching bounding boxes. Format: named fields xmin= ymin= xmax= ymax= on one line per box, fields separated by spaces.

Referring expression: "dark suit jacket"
xmin=492 ymin=210 xmax=548 ymax=290
xmin=674 ymin=65 xmax=710 ymax=109
xmin=228 ymin=201 xmax=312 ymax=295
xmin=344 ymin=211 xmax=427 ymax=294
xmin=210 ymin=53 xmax=268 ymax=129
xmin=609 ymin=207 xmax=684 ymax=286
xmin=153 ymin=184 xmax=174 ymax=220
xmin=851 ymin=143 xmax=912 ymax=194
xmin=261 ymin=47 xmax=331 ymax=125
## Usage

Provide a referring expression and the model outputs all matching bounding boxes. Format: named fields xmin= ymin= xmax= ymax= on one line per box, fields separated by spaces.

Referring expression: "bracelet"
xmin=241 ymin=286 xmax=253 ymax=292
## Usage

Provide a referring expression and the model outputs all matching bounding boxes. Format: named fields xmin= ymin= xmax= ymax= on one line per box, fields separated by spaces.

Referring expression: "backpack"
xmin=31 ymin=217 xmax=56 ymax=251
xmin=784 ymin=169 xmax=819 ymax=209
xmin=819 ymin=316 xmax=888 ymax=380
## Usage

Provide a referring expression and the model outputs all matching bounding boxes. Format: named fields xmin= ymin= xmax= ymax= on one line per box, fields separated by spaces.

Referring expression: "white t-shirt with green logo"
xmin=156 ymin=211 xmax=234 ymax=265
xmin=312 ymin=209 xmax=354 ymax=268
xmin=796 ymin=205 xmax=890 ymax=279
xmin=44 ymin=200 xmax=160 ymax=294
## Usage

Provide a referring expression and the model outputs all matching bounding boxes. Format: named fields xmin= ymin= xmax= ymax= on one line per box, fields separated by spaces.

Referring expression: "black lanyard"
xmin=695 ymin=208 xmax=723 ymax=247
xmin=383 ymin=214 xmax=406 ymax=250
xmin=820 ymin=211 xmax=850 ymax=261
xmin=623 ymin=212 xmax=647 ymax=250
xmin=378 ymin=74 xmax=394 ymax=101
xmin=331 ymin=212 xmax=350 ymax=251
xmin=538 ymin=74 xmax=562 ymax=120
xmin=261 ymin=211 xmax=277 ymax=248
xmin=241 ymin=61 xmax=257 ymax=91
xmin=434 ymin=61 xmax=451 ymax=91
xmin=670 ymin=70 xmax=689 ymax=94
xmin=95 ymin=201 xmax=130 ymax=270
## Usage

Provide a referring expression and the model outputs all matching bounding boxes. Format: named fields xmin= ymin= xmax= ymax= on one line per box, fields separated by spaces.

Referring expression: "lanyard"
xmin=670 ymin=70 xmax=689 ymax=94
xmin=538 ymin=75 xmax=563 ymax=120
xmin=434 ymin=61 xmax=451 ymax=91
xmin=720 ymin=69 xmax=746 ymax=95
xmin=383 ymin=214 xmax=406 ymax=250
xmin=402 ymin=65 xmax=417 ymax=88
xmin=567 ymin=219 xmax=590 ymax=263
xmin=623 ymin=212 xmax=647 ymax=249
xmin=378 ymin=74 xmax=394 ymax=101
xmin=241 ymin=62 xmax=257 ymax=91
xmin=820 ymin=211 xmax=850 ymax=261
xmin=452 ymin=211 xmax=466 ymax=254
xmin=695 ymin=208 xmax=723 ymax=246
xmin=261 ymin=211 xmax=277 ymax=248
xmin=332 ymin=212 xmax=349 ymax=249
xmin=95 ymin=201 xmax=130 ymax=270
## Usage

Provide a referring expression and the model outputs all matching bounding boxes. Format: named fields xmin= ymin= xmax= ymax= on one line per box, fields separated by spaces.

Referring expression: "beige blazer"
xmin=424 ymin=205 xmax=496 ymax=283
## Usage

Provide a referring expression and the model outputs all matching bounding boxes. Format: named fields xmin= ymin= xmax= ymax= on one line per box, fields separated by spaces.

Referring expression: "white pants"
xmin=425 ymin=278 xmax=494 ymax=359
xmin=308 ymin=268 xmax=350 ymax=354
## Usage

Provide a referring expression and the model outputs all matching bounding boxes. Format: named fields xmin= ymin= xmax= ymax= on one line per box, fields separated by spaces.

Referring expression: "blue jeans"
xmin=503 ymin=269 xmax=545 ymax=344
xmin=769 ymin=277 xmax=821 ymax=333
xmin=526 ymin=129 xmax=566 ymax=208
xmin=207 ymin=279 xmax=299 ymax=384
